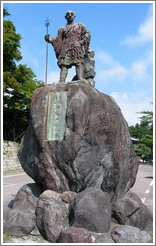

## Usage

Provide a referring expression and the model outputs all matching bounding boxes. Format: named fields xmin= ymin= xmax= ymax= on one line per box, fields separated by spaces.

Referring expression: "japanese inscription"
xmin=47 ymin=91 xmax=68 ymax=141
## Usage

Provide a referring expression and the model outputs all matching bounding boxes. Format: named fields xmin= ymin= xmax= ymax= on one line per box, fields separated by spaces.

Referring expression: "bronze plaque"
xmin=47 ymin=91 xmax=68 ymax=141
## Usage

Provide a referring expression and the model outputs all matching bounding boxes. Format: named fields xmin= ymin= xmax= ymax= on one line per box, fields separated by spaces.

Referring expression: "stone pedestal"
xmin=18 ymin=81 xmax=138 ymax=203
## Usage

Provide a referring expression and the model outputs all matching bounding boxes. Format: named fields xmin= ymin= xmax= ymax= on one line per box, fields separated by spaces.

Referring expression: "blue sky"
xmin=2 ymin=1 xmax=154 ymax=126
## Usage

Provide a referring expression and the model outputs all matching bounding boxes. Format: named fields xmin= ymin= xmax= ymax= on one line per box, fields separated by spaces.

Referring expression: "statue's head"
xmin=65 ymin=10 xmax=76 ymax=22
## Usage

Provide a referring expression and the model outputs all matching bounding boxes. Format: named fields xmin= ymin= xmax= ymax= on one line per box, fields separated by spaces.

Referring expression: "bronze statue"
xmin=45 ymin=10 xmax=91 ymax=83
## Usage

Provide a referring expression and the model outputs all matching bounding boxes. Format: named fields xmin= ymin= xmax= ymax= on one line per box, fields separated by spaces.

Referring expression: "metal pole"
xmin=45 ymin=18 xmax=50 ymax=84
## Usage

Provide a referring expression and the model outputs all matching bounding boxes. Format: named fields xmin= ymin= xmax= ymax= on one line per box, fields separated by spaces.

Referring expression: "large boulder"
xmin=57 ymin=226 xmax=93 ymax=243
xmin=112 ymin=191 xmax=153 ymax=232
xmin=4 ymin=183 xmax=43 ymax=237
xmin=36 ymin=190 xmax=69 ymax=242
xmin=18 ymin=81 xmax=138 ymax=203
xmin=69 ymin=187 xmax=111 ymax=233
xmin=111 ymin=225 xmax=152 ymax=243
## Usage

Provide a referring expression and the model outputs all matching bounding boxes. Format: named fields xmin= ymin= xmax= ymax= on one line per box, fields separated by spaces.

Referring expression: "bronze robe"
xmin=51 ymin=23 xmax=91 ymax=68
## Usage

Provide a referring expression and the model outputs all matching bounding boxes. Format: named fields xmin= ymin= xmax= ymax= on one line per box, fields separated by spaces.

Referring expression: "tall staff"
xmin=45 ymin=18 xmax=50 ymax=84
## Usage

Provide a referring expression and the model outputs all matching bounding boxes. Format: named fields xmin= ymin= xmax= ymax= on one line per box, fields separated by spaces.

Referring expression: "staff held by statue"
xmin=45 ymin=18 xmax=50 ymax=84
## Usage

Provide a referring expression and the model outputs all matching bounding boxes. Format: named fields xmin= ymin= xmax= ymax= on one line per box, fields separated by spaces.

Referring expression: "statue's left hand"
xmin=45 ymin=34 xmax=50 ymax=42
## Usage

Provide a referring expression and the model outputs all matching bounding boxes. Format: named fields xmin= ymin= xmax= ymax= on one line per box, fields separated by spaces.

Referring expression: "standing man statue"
xmin=45 ymin=10 xmax=91 ymax=83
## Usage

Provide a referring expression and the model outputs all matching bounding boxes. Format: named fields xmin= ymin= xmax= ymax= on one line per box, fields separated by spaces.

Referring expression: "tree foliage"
xmin=129 ymin=110 xmax=153 ymax=161
xmin=3 ymin=8 xmax=43 ymax=141
xmin=3 ymin=9 xmax=22 ymax=73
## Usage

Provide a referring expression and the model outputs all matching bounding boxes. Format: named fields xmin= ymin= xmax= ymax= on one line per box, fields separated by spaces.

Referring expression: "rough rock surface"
xmin=112 ymin=191 xmax=153 ymax=232
xmin=111 ymin=225 xmax=152 ymax=243
xmin=36 ymin=190 xmax=69 ymax=242
xmin=69 ymin=187 xmax=111 ymax=233
xmin=59 ymin=191 xmax=78 ymax=203
xmin=95 ymin=235 xmax=114 ymax=243
xmin=18 ymin=82 xmax=138 ymax=203
xmin=4 ymin=183 xmax=43 ymax=237
xmin=57 ymin=226 xmax=93 ymax=243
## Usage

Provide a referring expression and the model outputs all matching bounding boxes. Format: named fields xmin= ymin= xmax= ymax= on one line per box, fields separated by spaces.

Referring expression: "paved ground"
xmin=3 ymin=170 xmax=34 ymax=222
xmin=3 ymin=163 xmax=153 ymax=222
xmin=130 ymin=163 xmax=153 ymax=213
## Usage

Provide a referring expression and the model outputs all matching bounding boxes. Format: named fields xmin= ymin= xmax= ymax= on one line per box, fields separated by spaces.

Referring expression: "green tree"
xmin=3 ymin=8 xmax=22 ymax=73
xmin=133 ymin=143 xmax=151 ymax=157
xmin=3 ymin=8 xmax=43 ymax=141
xmin=129 ymin=123 xmax=141 ymax=139
xmin=129 ymin=110 xmax=153 ymax=161
xmin=139 ymin=111 xmax=153 ymax=134
xmin=3 ymin=8 xmax=10 ymax=17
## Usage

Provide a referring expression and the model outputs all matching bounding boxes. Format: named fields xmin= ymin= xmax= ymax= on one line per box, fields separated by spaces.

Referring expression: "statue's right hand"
xmin=45 ymin=34 xmax=49 ymax=42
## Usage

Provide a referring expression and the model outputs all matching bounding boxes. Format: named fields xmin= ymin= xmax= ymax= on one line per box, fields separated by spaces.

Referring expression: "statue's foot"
xmin=58 ymin=79 xmax=65 ymax=83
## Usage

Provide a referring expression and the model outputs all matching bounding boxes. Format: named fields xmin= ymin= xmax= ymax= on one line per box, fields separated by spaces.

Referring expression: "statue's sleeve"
xmin=51 ymin=27 xmax=63 ymax=59
xmin=80 ymin=23 xmax=91 ymax=51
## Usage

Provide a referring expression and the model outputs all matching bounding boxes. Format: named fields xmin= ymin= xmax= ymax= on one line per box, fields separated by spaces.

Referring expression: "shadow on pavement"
xmin=8 ymin=199 xmax=14 ymax=208
xmin=144 ymin=176 xmax=153 ymax=179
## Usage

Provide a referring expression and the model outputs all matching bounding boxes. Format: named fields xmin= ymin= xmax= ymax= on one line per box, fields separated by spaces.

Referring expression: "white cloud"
xmin=96 ymin=49 xmax=153 ymax=85
xmin=131 ymin=50 xmax=153 ymax=82
xmin=131 ymin=61 xmax=150 ymax=81
xmin=97 ymin=64 xmax=128 ymax=81
xmin=145 ymin=50 xmax=153 ymax=65
xmin=121 ymin=5 xmax=153 ymax=45
xmin=110 ymin=91 xmax=153 ymax=126
xmin=96 ymin=50 xmax=153 ymax=126
xmin=96 ymin=51 xmax=114 ymax=66
xmin=96 ymin=51 xmax=129 ymax=82
xmin=47 ymin=71 xmax=60 ymax=84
